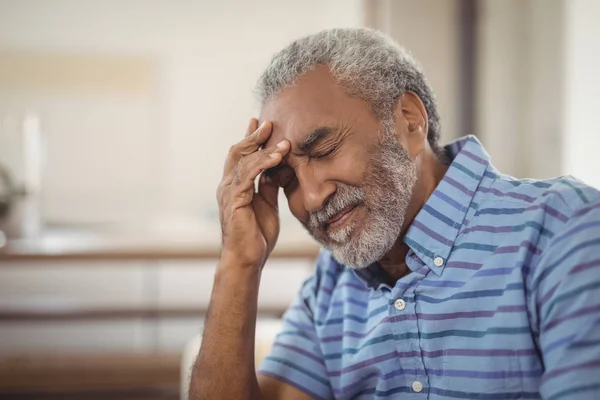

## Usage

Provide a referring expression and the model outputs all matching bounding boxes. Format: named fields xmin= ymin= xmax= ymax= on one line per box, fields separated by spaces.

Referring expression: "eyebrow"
xmin=297 ymin=126 xmax=334 ymax=154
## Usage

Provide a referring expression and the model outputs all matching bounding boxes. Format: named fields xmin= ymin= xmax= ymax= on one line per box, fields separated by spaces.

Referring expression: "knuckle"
xmin=227 ymin=144 xmax=238 ymax=155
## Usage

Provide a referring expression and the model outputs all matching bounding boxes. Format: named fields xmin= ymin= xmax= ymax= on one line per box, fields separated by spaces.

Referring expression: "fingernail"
xmin=276 ymin=141 xmax=287 ymax=149
xmin=269 ymin=152 xmax=281 ymax=159
xmin=260 ymin=121 xmax=267 ymax=128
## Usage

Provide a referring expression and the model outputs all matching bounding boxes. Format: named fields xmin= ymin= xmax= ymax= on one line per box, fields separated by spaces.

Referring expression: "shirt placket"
xmin=389 ymin=263 xmax=429 ymax=397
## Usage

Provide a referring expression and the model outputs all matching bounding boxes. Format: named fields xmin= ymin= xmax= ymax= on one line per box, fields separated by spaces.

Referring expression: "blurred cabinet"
xmin=0 ymin=258 xmax=313 ymax=356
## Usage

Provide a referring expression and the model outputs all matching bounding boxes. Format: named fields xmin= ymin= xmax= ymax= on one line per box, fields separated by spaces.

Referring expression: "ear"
xmin=393 ymin=91 xmax=429 ymax=159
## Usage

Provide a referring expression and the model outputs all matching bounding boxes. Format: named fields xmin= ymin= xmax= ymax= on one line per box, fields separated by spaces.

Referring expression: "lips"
xmin=326 ymin=204 xmax=359 ymax=230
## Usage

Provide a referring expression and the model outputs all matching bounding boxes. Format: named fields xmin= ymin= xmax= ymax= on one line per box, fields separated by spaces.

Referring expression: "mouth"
xmin=326 ymin=204 xmax=359 ymax=232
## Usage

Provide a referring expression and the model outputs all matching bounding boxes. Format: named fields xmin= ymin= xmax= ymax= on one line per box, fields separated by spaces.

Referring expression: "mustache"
xmin=308 ymin=184 xmax=365 ymax=228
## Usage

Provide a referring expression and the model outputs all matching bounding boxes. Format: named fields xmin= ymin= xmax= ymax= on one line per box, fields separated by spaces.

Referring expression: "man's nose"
xmin=295 ymin=166 xmax=336 ymax=214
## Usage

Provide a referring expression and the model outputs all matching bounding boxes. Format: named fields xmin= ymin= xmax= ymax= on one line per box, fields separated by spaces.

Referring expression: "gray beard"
xmin=305 ymin=122 xmax=417 ymax=269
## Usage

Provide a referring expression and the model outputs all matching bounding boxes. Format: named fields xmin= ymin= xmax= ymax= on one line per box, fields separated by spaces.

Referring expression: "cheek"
xmin=285 ymin=189 xmax=309 ymax=223
xmin=336 ymin=150 xmax=369 ymax=185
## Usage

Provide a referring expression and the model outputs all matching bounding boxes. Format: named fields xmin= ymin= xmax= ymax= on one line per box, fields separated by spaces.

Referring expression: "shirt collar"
xmin=353 ymin=135 xmax=491 ymax=286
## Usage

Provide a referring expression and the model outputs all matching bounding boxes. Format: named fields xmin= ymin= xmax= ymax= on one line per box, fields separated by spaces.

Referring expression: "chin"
xmin=329 ymin=216 xmax=403 ymax=270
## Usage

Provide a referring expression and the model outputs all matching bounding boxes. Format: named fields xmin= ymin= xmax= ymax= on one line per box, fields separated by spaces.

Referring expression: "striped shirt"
xmin=258 ymin=135 xmax=600 ymax=399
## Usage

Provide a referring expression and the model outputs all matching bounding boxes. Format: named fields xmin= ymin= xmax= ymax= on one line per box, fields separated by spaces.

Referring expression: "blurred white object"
xmin=180 ymin=319 xmax=283 ymax=400
xmin=0 ymin=113 xmax=44 ymax=238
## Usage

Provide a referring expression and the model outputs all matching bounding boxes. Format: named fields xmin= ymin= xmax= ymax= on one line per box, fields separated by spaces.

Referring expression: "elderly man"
xmin=190 ymin=28 xmax=600 ymax=399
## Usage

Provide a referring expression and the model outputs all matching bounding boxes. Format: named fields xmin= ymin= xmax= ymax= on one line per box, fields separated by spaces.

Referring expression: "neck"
xmin=378 ymin=148 xmax=449 ymax=284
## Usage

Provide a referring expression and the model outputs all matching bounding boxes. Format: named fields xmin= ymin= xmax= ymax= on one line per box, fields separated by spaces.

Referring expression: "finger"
xmin=257 ymin=172 xmax=279 ymax=212
xmin=223 ymin=120 xmax=273 ymax=177
xmin=230 ymin=141 xmax=290 ymax=193
xmin=253 ymin=174 xmax=281 ymax=252
xmin=246 ymin=118 xmax=259 ymax=137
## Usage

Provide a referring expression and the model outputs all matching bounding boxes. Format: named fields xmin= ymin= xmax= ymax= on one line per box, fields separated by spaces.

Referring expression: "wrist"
xmin=219 ymin=248 xmax=265 ymax=271
xmin=216 ymin=256 xmax=262 ymax=279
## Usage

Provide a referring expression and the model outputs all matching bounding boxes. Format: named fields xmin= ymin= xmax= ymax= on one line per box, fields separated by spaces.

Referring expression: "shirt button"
xmin=412 ymin=380 xmax=423 ymax=393
xmin=394 ymin=298 xmax=406 ymax=311
xmin=433 ymin=256 xmax=444 ymax=267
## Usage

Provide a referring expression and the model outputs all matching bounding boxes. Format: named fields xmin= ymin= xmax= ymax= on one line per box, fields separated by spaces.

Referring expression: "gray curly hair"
xmin=255 ymin=27 xmax=441 ymax=150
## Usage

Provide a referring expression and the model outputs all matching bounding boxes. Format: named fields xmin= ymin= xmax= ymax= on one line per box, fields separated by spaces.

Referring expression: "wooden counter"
xmin=0 ymin=227 xmax=317 ymax=323
xmin=0 ymin=227 xmax=320 ymax=263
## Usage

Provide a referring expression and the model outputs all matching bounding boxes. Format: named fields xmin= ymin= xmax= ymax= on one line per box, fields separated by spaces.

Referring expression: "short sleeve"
xmin=258 ymin=254 xmax=333 ymax=400
xmin=531 ymin=201 xmax=600 ymax=399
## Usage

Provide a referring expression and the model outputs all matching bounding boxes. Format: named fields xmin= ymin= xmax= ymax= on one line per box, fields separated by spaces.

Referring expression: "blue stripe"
xmin=423 ymin=204 xmax=461 ymax=228
xmin=454 ymin=161 xmax=482 ymax=180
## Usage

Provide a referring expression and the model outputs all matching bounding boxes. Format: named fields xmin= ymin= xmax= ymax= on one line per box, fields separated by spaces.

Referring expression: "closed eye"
xmin=310 ymin=143 xmax=340 ymax=160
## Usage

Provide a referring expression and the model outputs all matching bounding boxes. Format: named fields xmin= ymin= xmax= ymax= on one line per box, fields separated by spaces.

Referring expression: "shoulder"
xmin=486 ymin=173 xmax=598 ymax=208
xmin=299 ymin=249 xmax=345 ymax=302
xmin=480 ymin=172 xmax=600 ymax=224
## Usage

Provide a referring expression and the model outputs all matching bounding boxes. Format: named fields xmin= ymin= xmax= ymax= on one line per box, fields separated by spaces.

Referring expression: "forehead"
xmin=259 ymin=66 xmax=376 ymax=149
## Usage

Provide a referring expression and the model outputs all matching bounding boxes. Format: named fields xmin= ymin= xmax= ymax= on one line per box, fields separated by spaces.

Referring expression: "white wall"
xmin=0 ymin=0 xmax=363 ymax=226
xmin=563 ymin=0 xmax=600 ymax=189
xmin=476 ymin=0 xmax=565 ymax=179
xmin=477 ymin=0 xmax=599 ymax=187
xmin=366 ymin=0 xmax=463 ymax=144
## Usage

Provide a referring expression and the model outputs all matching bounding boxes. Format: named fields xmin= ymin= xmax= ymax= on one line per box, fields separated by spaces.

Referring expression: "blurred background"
xmin=0 ymin=0 xmax=598 ymax=399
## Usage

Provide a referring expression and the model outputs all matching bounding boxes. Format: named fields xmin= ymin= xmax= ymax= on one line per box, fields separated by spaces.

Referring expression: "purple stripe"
xmin=543 ymin=304 xmax=600 ymax=333
xmin=422 ymin=368 xmax=542 ymax=379
xmin=463 ymin=225 xmax=515 ymax=234
xmin=494 ymin=241 xmax=542 ymax=256
xmin=570 ymin=258 xmax=600 ymax=275
xmin=272 ymin=342 xmax=325 ymax=366
xmin=329 ymin=297 xmax=369 ymax=309
xmin=338 ymin=281 xmax=369 ymax=292
xmin=498 ymin=305 xmax=527 ymax=312
xmin=413 ymin=307 xmax=526 ymax=321
xmin=462 ymin=149 xmax=488 ymax=165
xmin=538 ymin=282 xmax=559 ymax=309
xmin=329 ymin=347 xmax=538 ymax=360
xmin=350 ymin=367 xmax=541 ymax=380
xmin=479 ymin=186 xmax=537 ymax=203
xmin=327 ymin=351 xmax=398 ymax=376
xmin=416 ymin=265 xmax=430 ymax=275
xmin=421 ymin=348 xmax=537 ymax=357
xmin=553 ymin=220 xmax=600 ymax=246
xmin=573 ymin=202 xmax=600 ymax=217
xmin=474 ymin=267 xmax=514 ymax=277
xmin=494 ymin=245 xmax=519 ymax=254
xmin=446 ymin=261 xmax=482 ymax=270
xmin=542 ymin=359 xmax=600 ymax=381
xmin=444 ymin=175 xmax=475 ymax=196
xmin=544 ymin=333 xmax=577 ymax=354
xmin=419 ymin=279 xmax=465 ymax=288
xmin=412 ymin=220 xmax=454 ymax=246
xmin=407 ymin=311 xmax=481 ymax=321
xmin=433 ymin=190 xmax=468 ymax=212
xmin=257 ymin=370 xmax=327 ymax=400
xmin=527 ymin=203 xmax=568 ymax=222
xmin=287 ymin=319 xmax=314 ymax=332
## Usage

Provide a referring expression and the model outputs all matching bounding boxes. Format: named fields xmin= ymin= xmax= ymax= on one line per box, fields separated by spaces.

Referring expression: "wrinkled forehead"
xmin=258 ymin=66 xmax=373 ymax=150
